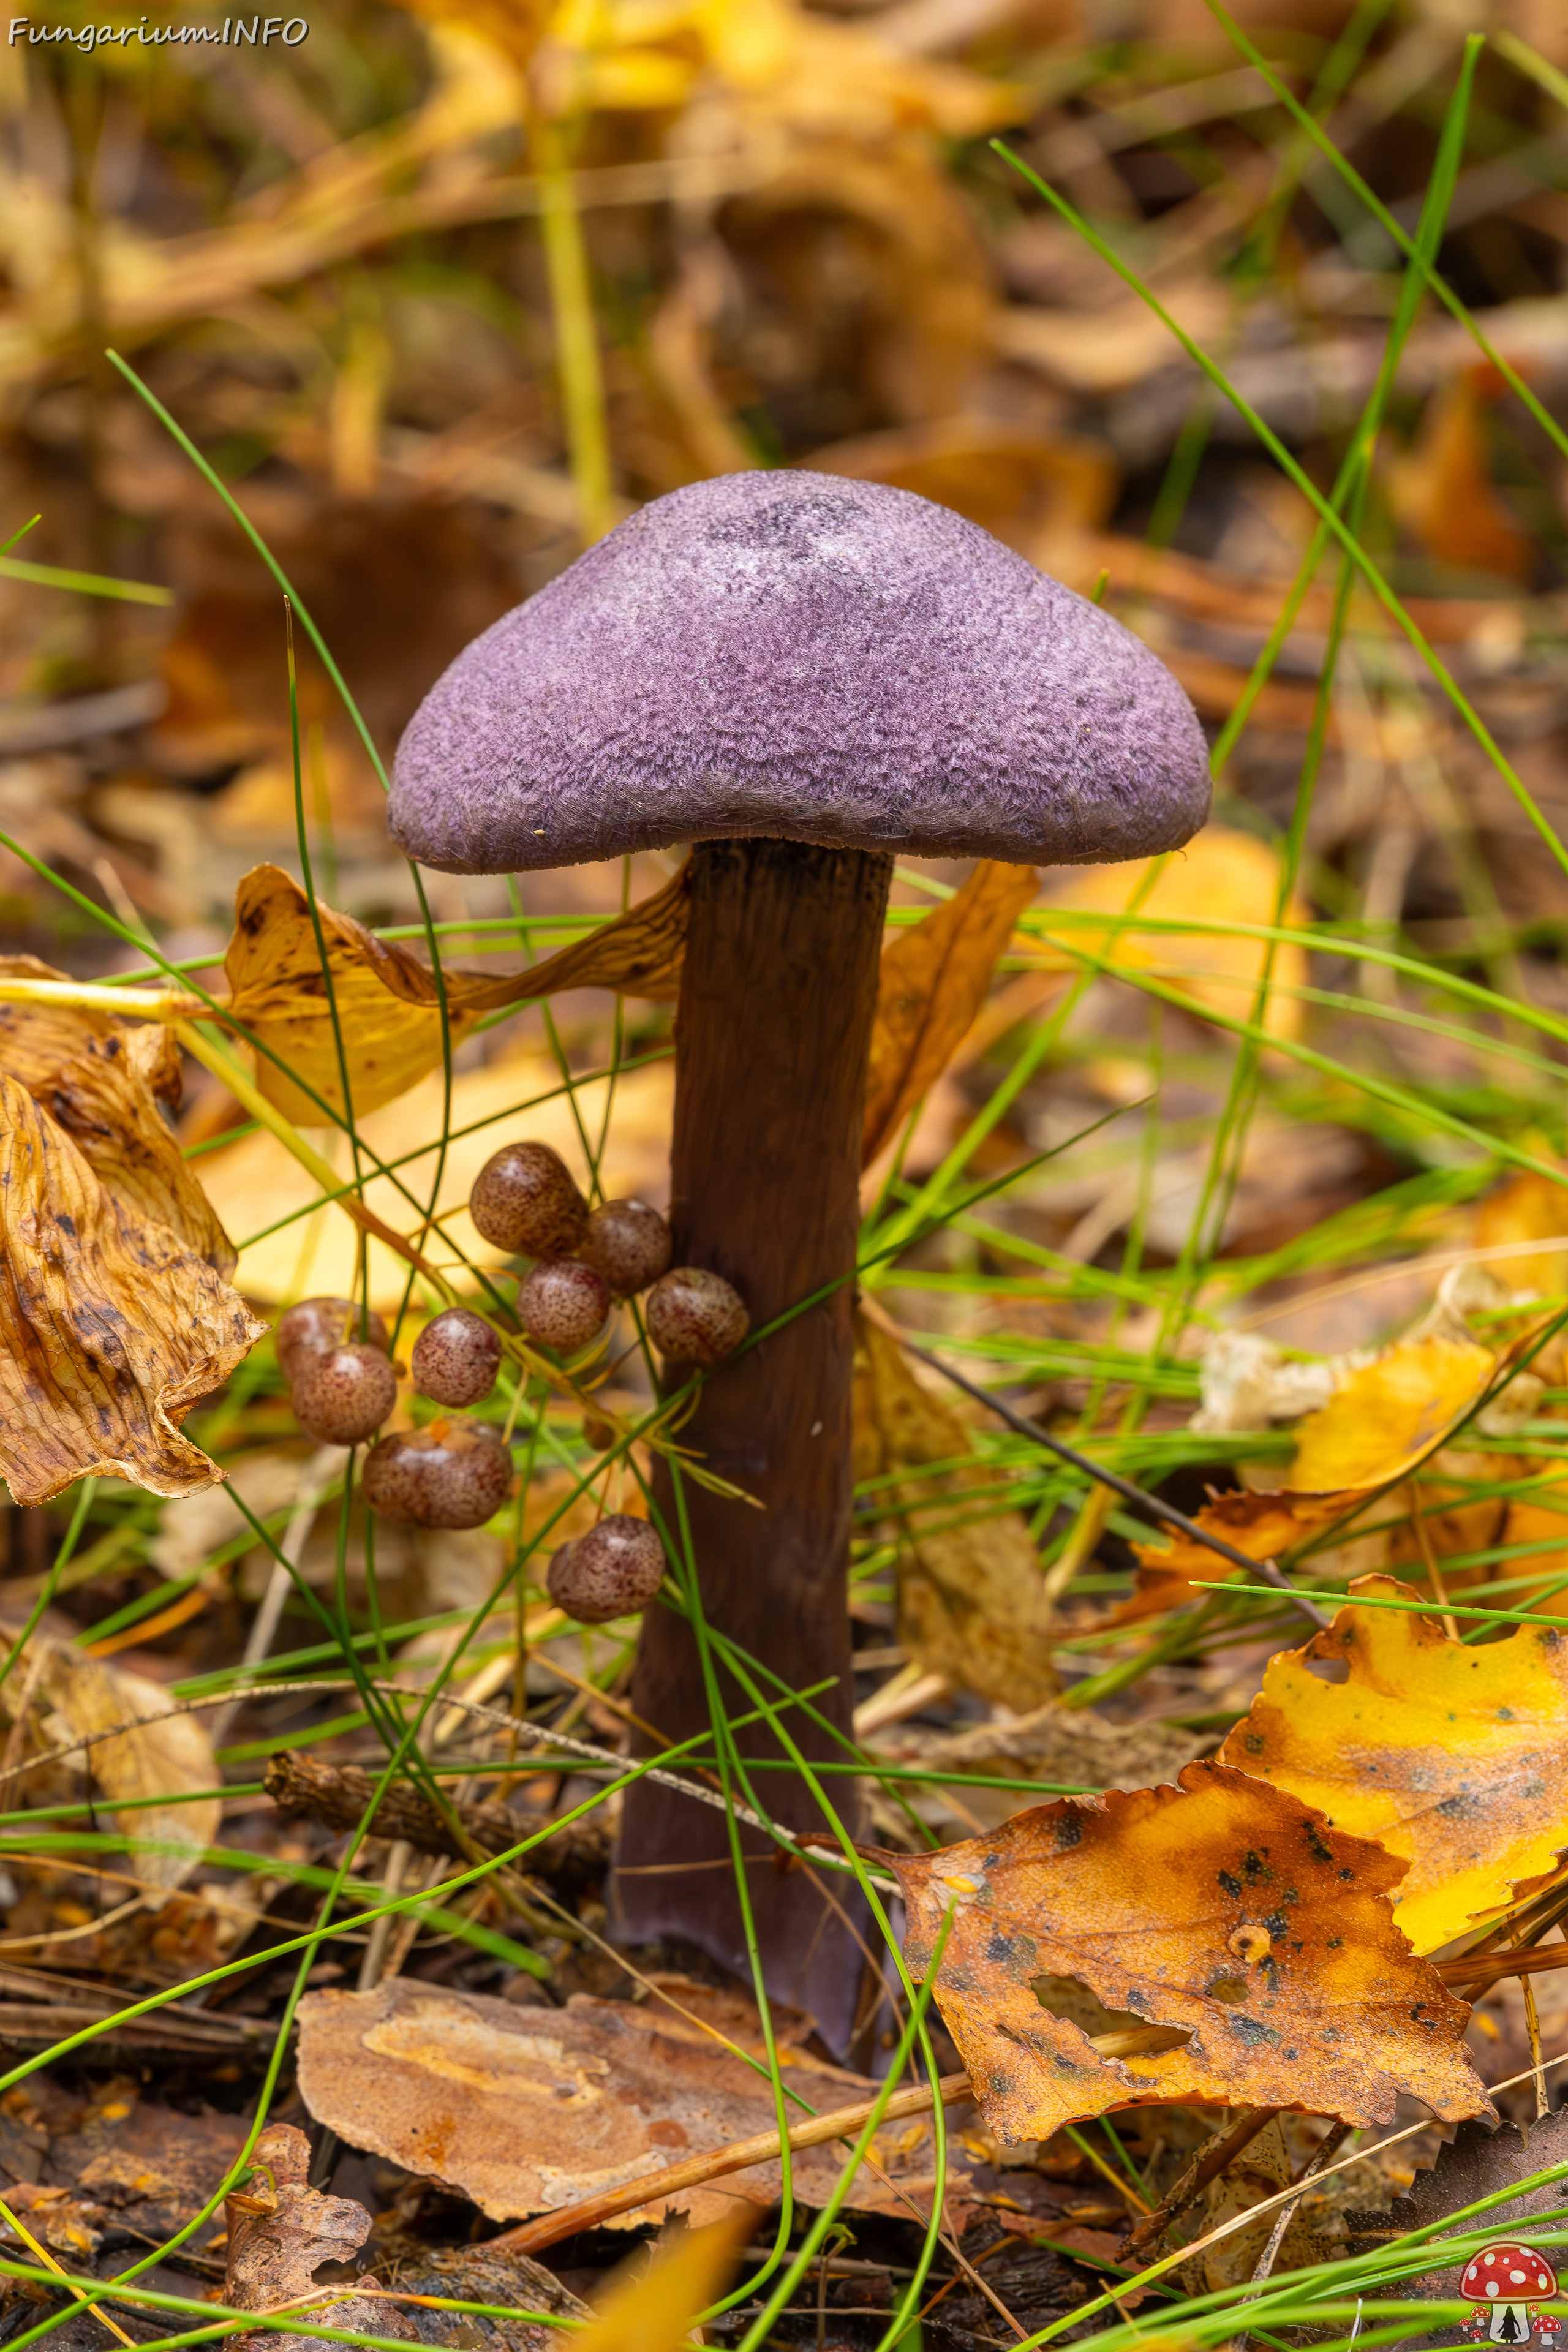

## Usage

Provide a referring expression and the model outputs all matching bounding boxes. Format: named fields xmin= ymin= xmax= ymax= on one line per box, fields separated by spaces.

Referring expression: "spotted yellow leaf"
xmin=1221 ymin=1577 xmax=1568 ymax=1953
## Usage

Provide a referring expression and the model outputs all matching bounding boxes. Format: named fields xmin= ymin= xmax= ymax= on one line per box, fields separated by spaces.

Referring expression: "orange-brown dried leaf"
xmin=888 ymin=1759 xmax=1488 ymax=2148
xmin=862 ymin=862 xmax=1038 ymax=1166
xmin=1219 ymin=1576 xmax=1568 ymax=1954
xmin=0 ymin=956 xmax=236 ymax=1276
xmin=223 ymin=864 xmax=687 ymax=1125
xmin=1386 ymin=371 xmax=1536 ymax=584
xmin=0 ymin=1076 xmax=266 ymax=1506
xmin=1118 ymin=1489 xmax=1374 ymax=1622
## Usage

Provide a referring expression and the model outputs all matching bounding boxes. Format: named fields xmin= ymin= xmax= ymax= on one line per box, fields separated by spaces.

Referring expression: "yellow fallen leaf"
xmin=198 ymin=1049 xmax=675 ymax=1308
xmin=222 ymin=862 xmax=687 ymax=1125
xmin=888 ymin=1759 xmax=1488 ymax=2147
xmin=568 ymin=2207 xmax=753 ymax=2352
xmin=0 ymin=1076 xmax=266 ymax=1507
xmin=1039 ymin=824 xmax=1308 ymax=1043
xmin=862 ymin=862 xmax=1039 ymax=1166
xmin=0 ymin=956 xmax=236 ymax=1276
xmin=1289 ymin=1334 xmax=1498 ymax=1492
xmin=1221 ymin=1575 xmax=1568 ymax=1953
xmin=855 ymin=1314 xmax=1055 ymax=1709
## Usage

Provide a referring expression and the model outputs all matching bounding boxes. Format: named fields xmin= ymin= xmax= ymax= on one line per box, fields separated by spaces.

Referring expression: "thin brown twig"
xmin=1125 ymin=2108 xmax=1275 ymax=2256
xmin=900 ymin=1337 xmax=1332 ymax=1630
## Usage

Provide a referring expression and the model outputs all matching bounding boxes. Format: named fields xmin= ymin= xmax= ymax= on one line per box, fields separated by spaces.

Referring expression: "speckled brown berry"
xmin=411 ymin=1308 xmax=502 ymax=1408
xmin=518 ymin=1259 xmax=610 ymax=1354
xmin=361 ymin=1419 xmax=512 ymax=1529
xmin=547 ymin=1515 xmax=666 ymax=1623
xmin=291 ymin=1342 xmax=398 ymax=1445
xmin=276 ymin=1296 xmax=389 ymax=1382
xmin=578 ymin=1198 xmax=671 ymax=1297
xmin=469 ymin=1141 xmax=587 ymax=1259
xmin=645 ymin=1267 xmax=748 ymax=1366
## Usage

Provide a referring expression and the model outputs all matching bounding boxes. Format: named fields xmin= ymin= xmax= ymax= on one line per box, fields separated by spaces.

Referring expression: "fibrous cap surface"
xmin=390 ymin=469 xmax=1210 ymax=873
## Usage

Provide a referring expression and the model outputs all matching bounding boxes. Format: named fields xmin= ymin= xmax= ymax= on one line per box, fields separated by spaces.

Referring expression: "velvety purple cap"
xmin=389 ymin=470 xmax=1210 ymax=873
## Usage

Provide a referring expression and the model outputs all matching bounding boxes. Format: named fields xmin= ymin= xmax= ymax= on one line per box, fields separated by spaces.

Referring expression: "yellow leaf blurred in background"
xmin=1039 ymin=826 xmax=1307 ymax=1042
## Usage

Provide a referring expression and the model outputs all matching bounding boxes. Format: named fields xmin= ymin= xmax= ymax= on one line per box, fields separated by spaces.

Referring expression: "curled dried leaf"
xmin=0 ymin=1074 xmax=266 ymax=1506
xmin=0 ymin=956 xmax=236 ymax=1275
xmin=854 ymin=1313 xmax=1055 ymax=1708
xmin=1119 ymin=1489 xmax=1371 ymax=1623
xmin=1220 ymin=1575 xmax=1568 ymax=1954
xmin=7 ymin=1631 xmax=222 ymax=1890
xmin=862 ymin=861 xmax=1038 ymax=1166
xmin=888 ymin=1759 xmax=1490 ymax=2148
xmin=222 ymin=2122 xmax=391 ymax=2352
xmin=222 ymin=862 xmax=687 ymax=1123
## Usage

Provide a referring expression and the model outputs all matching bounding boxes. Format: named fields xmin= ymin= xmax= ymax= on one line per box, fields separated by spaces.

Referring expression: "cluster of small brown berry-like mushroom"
xmin=274 ymin=1294 xmax=511 ymax=1531
xmin=467 ymin=1139 xmax=748 ymax=1367
xmin=271 ymin=1142 xmax=746 ymax=1586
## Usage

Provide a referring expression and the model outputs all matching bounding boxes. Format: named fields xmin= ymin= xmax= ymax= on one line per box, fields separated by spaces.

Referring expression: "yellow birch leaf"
xmin=0 ymin=956 xmax=236 ymax=1276
xmin=1289 ymin=1335 xmax=1498 ymax=1492
xmin=862 ymin=861 xmax=1038 ymax=1167
xmin=222 ymin=862 xmax=687 ymax=1125
xmin=856 ymin=1314 xmax=1055 ymax=1708
xmin=1041 ymin=826 xmax=1308 ymax=1042
xmin=0 ymin=1077 xmax=266 ymax=1506
xmin=583 ymin=47 xmax=696 ymax=105
xmin=888 ymin=1760 xmax=1489 ymax=2147
xmin=1220 ymin=1576 xmax=1568 ymax=1953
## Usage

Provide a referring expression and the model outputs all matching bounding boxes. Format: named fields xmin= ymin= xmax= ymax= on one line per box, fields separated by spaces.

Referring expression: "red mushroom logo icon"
xmin=1460 ymin=2242 xmax=1559 ymax=2344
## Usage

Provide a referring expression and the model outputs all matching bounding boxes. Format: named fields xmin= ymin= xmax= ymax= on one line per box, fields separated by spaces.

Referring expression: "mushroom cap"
xmin=389 ymin=470 xmax=1210 ymax=875
xmin=1460 ymin=2247 xmax=1558 ymax=2298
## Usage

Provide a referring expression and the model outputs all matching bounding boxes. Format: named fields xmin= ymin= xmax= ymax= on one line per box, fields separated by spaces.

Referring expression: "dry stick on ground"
xmin=263 ymin=1751 xmax=611 ymax=1898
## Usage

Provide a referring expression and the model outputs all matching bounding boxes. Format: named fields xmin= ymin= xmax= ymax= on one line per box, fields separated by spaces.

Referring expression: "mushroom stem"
xmin=617 ymin=836 xmax=893 ymax=2052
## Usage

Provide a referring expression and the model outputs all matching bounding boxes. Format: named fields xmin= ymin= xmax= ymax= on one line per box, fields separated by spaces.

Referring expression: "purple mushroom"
xmin=389 ymin=470 xmax=1209 ymax=2052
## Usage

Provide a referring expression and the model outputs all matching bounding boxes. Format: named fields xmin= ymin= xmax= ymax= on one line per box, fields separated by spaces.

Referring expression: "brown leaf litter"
xmin=295 ymin=1979 xmax=971 ymax=2231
